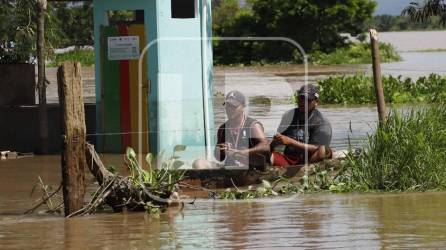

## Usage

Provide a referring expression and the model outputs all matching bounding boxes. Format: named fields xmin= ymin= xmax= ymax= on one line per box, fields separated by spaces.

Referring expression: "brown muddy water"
xmin=41 ymin=51 xmax=446 ymax=150
xmin=2 ymin=157 xmax=446 ymax=249
xmin=5 ymin=34 xmax=446 ymax=248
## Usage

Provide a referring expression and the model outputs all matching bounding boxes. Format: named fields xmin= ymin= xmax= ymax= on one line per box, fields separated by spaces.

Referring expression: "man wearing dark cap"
xmin=193 ymin=90 xmax=269 ymax=169
xmin=271 ymin=84 xmax=332 ymax=167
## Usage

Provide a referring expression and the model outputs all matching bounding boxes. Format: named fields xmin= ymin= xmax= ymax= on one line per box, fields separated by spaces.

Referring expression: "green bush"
xmin=368 ymin=15 xmax=445 ymax=32
xmin=213 ymin=0 xmax=377 ymax=65
xmin=341 ymin=104 xmax=446 ymax=191
xmin=48 ymin=49 xmax=94 ymax=67
xmin=316 ymin=73 xmax=446 ymax=104
xmin=0 ymin=0 xmax=61 ymax=63
xmin=311 ymin=42 xmax=401 ymax=65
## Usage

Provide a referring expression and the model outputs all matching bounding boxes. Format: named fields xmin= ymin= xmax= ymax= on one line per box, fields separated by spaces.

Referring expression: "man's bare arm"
xmin=274 ymin=133 xmax=320 ymax=155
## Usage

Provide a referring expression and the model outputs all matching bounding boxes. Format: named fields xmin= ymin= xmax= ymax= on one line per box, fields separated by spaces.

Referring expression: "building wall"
xmin=0 ymin=64 xmax=35 ymax=106
xmin=0 ymin=104 xmax=96 ymax=153
xmin=93 ymin=0 xmax=214 ymax=160
xmin=156 ymin=0 xmax=210 ymax=159
xmin=93 ymin=0 xmax=160 ymax=153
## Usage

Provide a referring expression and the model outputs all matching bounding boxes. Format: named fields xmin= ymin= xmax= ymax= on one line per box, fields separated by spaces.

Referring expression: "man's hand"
xmin=228 ymin=148 xmax=249 ymax=159
xmin=215 ymin=143 xmax=231 ymax=162
xmin=217 ymin=143 xmax=232 ymax=154
xmin=273 ymin=133 xmax=294 ymax=146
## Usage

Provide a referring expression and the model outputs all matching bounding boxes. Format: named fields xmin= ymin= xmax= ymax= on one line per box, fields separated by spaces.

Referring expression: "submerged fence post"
xmin=57 ymin=62 xmax=86 ymax=216
xmin=369 ymin=29 xmax=387 ymax=123
xmin=36 ymin=0 xmax=49 ymax=154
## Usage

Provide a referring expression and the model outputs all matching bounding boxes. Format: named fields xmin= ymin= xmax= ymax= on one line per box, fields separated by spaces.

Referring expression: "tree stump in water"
xmin=57 ymin=62 xmax=86 ymax=216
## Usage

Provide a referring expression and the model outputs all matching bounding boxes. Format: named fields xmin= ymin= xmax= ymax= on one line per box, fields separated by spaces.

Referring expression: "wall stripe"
xmin=128 ymin=24 xmax=149 ymax=154
xmin=118 ymin=25 xmax=131 ymax=151
xmin=101 ymin=26 xmax=121 ymax=153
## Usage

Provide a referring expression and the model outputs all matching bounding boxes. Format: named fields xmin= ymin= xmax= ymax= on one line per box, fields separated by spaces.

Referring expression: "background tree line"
xmin=369 ymin=14 xmax=444 ymax=31
xmin=1 ymin=0 xmax=444 ymax=65
xmin=0 ymin=1 xmax=92 ymax=64
xmin=212 ymin=0 xmax=377 ymax=64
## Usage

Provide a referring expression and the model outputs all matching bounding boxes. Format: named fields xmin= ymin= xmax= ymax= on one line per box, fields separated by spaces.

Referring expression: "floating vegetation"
xmin=26 ymin=144 xmax=187 ymax=216
xmin=217 ymin=161 xmax=350 ymax=200
xmin=218 ymin=180 xmax=279 ymax=200
xmin=68 ymin=145 xmax=187 ymax=216
xmin=314 ymin=73 xmax=446 ymax=104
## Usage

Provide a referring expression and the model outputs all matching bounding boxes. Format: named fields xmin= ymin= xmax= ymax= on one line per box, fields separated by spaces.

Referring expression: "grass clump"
xmin=311 ymin=42 xmax=401 ymax=65
xmin=48 ymin=49 xmax=94 ymax=67
xmin=316 ymin=73 xmax=446 ymax=104
xmin=217 ymin=105 xmax=446 ymax=195
xmin=340 ymin=104 xmax=446 ymax=192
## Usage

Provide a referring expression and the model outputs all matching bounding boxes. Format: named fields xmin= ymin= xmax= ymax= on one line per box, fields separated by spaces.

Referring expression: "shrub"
xmin=48 ymin=49 xmax=94 ymax=67
xmin=341 ymin=104 xmax=446 ymax=191
xmin=311 ymin=42 xmax=401 ymax=65
xmin=316 ymin=73 xmax=446 ymax=104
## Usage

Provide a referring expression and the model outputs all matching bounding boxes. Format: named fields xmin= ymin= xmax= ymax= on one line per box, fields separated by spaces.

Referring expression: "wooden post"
xmin=369 ymin=29 xmax=387 ymax=123
xmin=57 ymin=62 xmax=86 ymax=216
xmin=36 ymin=0 xmax=48 ymax=154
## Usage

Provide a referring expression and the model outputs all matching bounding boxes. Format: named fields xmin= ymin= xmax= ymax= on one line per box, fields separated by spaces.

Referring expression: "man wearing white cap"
xmin=193 ymin=90 xmax=270 ymax=169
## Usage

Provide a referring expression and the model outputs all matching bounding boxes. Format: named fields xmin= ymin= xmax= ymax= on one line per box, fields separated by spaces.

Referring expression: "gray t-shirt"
xmin=277 ymin=108 xmax=332 ymax=157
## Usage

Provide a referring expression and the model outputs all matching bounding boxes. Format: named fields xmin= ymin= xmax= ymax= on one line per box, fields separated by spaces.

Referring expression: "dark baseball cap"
xmin=224 ymin=90 xmax=246 ymax=107
xmin=297 ymin=84 xmax=320 ymax=100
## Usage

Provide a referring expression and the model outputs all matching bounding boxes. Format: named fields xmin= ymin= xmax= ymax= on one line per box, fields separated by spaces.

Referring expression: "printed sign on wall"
xmin=108 ymin=36 xmax=140 ymax=60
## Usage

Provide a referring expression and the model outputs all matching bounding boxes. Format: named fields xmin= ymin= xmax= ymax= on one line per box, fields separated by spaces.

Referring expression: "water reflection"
xmin=3 ymin=158 xmax=446 ymax=249
xmin=362 ymin=193 xmax=446 ymax=249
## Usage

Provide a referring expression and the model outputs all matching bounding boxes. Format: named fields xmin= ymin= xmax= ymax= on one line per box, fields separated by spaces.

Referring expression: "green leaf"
xmin=145 ymin=153 xmax=154 ymax=167
xmin=106 ymin=165 xmax=117 ymax=174
xmin=261 ymin=180 xmax=271 ymax=188
xmin=126 ymin=147 xmax=136 ymax=159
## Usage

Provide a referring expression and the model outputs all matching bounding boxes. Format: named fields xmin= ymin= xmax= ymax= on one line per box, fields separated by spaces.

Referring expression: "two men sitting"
xmin=193 ymin=84 xmax=332 ymax=169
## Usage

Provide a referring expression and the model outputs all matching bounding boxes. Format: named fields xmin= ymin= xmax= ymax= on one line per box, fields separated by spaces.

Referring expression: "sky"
xmin=374 ymin=0 xmax=413 ymax=16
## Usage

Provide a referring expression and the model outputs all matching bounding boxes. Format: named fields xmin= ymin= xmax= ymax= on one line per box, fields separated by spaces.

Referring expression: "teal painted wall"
xmin=157 ymin=0 xmax=206 ymax=159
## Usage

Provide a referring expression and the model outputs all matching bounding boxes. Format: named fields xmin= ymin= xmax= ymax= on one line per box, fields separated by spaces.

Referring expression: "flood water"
xmin=3 ymin=31 xmax=446 ymax=248
xmin=2 ymin=156 xmax=446 ymax=249
xmin=214 ymin=51 xmax=446 ymax=150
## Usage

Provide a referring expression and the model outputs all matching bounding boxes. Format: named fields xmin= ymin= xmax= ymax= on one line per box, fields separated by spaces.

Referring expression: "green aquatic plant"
xmin=340 ymin=104 xmax=446 ymax=191
xmin=315 ymin=73 xmax=446 ymax=105
xmin=106 ymin=165 xmax=117 ymax=174
xmin=125 ymin=146 xmax=186 ymax=195
xmin=218 ymin=180 xmax=279 ymax=200
xmin=83 ymin=145 xmax=187 ymax=215
xmin=218 ymin=162 xmax=349 ymax=200
xmin=296 ymin=164 xmax=349 ymax=193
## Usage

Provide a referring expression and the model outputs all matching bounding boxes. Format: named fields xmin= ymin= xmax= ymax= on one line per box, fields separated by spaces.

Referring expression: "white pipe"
xmin=201 ymin=0 xmax=212 ymax=160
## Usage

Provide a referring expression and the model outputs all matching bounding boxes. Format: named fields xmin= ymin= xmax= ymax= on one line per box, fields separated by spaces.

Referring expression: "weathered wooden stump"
xmin=369 ymin=29 xmax=387 ymax=123
xmin=57 ymin=61 xmax=86 ymax=216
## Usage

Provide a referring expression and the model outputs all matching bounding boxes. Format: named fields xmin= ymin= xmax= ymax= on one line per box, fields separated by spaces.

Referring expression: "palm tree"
xmin=402 ymin=0 xmax=446 ymax=25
